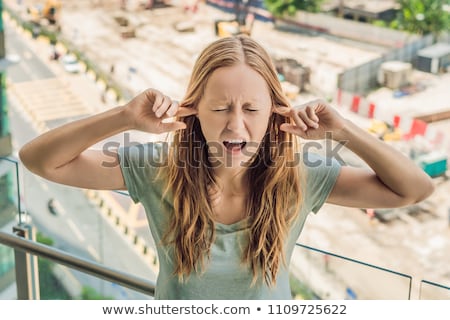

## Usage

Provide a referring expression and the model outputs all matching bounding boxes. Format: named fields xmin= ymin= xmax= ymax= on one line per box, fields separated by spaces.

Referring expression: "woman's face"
xmin=196 ymin=63 xmax=273 ymax=169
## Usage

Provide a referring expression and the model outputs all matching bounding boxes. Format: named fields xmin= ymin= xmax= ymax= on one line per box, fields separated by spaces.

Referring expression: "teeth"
xmin=225 ymin=139 xmax=245 ymax=144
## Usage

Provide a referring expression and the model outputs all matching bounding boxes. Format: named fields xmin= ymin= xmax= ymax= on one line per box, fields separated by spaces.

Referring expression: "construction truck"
xmin=214 ymin=0 xmax=255 ymax=37
xmin=27 ymin=0 xmax=61 ymax=27
xmin=367 ymin=119 xmax=402 ymax=141
xmin=214 ymin=14 xmax=254 ymax=37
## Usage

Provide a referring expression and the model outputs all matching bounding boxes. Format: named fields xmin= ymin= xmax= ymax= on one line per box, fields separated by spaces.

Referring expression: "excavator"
xmin=214 ymin=0 xmax=255 ymax=37
xmin=27 ymin=0 xmax=61 ymax=27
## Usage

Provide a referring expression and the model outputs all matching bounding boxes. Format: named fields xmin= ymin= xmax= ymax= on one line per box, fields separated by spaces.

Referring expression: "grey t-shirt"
xmin=118 ymin=143 xmax=341 ymax=299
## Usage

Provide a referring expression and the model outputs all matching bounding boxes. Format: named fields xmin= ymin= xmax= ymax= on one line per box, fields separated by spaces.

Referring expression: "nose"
xmin=226 ymin=110 xmax=245 ymax=132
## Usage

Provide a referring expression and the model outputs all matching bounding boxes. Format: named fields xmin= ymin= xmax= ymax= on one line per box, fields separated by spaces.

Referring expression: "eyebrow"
xmin=207 ymin=97 xmax=259 ymax=105
xmin=209 ymin=102 xmax=259 ymax=110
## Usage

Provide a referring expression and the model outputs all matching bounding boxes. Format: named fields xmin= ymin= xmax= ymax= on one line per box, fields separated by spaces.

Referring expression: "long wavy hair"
xmin=161 ymin=35 xmax=303 ymax=286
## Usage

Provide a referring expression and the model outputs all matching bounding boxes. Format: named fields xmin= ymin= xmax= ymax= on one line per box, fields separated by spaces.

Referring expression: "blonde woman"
xmin=19 ymin=35 xmax=434 ymax=299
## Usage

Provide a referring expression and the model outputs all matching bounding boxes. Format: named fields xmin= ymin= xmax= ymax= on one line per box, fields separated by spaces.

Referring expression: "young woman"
xmin=19 ymin=35 xmax=434 ymax=299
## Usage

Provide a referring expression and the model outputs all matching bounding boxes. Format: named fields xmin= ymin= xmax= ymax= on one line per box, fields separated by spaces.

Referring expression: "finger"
xmin=279 ymin=123 xmax=307 ymax=138
xmin=299 ymin=100 xmax=328 ymax=123
xmin=273 ymin=106 xmax=307 ymax=130
xmin=161 ymin=106 xmax=197 ymax=121
xmin=305 ymin=105 xmax=320 ymax=123
xmin=154 ymin=96 xmax=172 ymax=118
xmin=274 ymin=104 xmax=318 ymax=131
xmin=272 ymin=105 xmax=291 ymax=115
xmin=176 ymin=107 xmax=198 ymax=117
xmin=165 ymin=100 xmax=179 ymax=117
xmin=151 ymin=91 xmax=165 ymax=113
xmin=291 ymin=110 xmax=308 ymax=131
xmin=160 ymin=121 xmax=187 ymax=132
xmin=295 ymin=99 xmax=323 ymax=110
xmin=298 ymin=108 xmax=319 ymax=129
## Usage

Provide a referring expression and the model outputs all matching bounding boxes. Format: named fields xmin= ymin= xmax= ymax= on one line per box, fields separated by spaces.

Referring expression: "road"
xmin=4 ymin=0 xmax=450 ymax=300
xmin=5 ymin=21 xmax=156 ymax=300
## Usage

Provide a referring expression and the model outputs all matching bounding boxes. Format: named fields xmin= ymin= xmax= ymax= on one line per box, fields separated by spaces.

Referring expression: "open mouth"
xmin=223 ymin=140 xmax=247 ymax=152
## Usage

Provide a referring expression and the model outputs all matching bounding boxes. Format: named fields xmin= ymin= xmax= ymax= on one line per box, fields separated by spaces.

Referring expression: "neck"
xmin=213 ymin=166 xmax=247 ymax=195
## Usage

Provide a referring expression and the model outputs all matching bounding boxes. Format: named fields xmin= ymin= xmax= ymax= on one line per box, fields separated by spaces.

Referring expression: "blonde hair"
xmin=161 ymin=35 xmax=303 ymax=286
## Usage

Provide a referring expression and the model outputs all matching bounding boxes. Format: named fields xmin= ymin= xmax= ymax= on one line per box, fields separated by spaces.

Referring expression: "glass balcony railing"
xmin=419 ymin=280 xmax=450 ymax=300
xmin=292 ymin=244 xmax=413 ymax=299
xmin=1 ymin=156 xmax=449 ymax=300
xmin=0 ymin=226 xmax=155 ymax=300
xmin=0 ymin=157 xmax=21 ymax=224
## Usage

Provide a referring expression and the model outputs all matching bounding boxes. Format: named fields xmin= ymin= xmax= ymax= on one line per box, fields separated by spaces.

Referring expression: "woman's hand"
xmin=124 ymin=88 xmax=197 ymax=134
xmin=275 ymin=101 xmax=434 ymax=209
xmin=274 ymin=99 xmax=347 ymax=141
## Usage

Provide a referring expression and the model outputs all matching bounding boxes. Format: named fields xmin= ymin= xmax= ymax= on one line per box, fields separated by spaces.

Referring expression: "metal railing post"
xmin=13 ymin=224 xmax=40 ymax=300
xmin=0 ymin=229 xmax=156 ymax=297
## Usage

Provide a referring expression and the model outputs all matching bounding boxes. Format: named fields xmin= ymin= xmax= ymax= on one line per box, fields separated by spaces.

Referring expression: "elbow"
xmin=417 ymin=176 xmax=436 ymax=202
xmin=19 ymin=144 xmax=43 ymax=176
xmin=403 ymin=175 xmax=435 ymax=205
xmin=18 ymin=145 xmax=32 ymax=170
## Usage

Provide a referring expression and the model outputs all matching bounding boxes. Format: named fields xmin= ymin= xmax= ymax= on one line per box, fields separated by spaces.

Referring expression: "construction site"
xmin=2 ymin=0 xmax=450 ymax=299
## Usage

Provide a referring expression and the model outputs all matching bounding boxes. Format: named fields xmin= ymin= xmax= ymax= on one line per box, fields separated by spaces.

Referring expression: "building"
xmin=416 ymin=42 xmax=450 ymax=74
xmin=0 ymin=0 xmax=17 ymax=297
xmin=323 ymin=0 xmax=399 ymax=23
xmin=377 ymin=60 xmax=412 ymax=89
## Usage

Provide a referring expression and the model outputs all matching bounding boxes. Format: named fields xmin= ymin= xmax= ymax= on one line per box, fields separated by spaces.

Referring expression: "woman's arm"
xmin=275 ymin=100 xmax=435 ymax=209
xmin=327 ymin=119 xmax=434 ymax=208
xmin=19 ymin=88 xmax=195 ymax=190
xmin=19 ymin=106 xmax=131 ymax=190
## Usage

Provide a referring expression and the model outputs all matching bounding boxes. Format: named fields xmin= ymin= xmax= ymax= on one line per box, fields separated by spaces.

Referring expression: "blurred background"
xmin=0 ymin=0 xmax=449 ymax=300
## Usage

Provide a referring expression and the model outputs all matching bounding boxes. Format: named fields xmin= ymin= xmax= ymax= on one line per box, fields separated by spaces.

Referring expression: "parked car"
xmin=361 ymin=207 xmax=401 ymax=223
xmin=61 ymin=53 xmax=81 ymax=73
xmin=373 ymin=208 xmax=399 ymax=223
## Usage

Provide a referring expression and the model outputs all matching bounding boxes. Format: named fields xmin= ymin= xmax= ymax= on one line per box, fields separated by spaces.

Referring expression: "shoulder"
xmin=301 ymin=152 xmax=342 ymax=213
xmin=117 ymin=142 xmax=168 ymax=203
xmin=118 ymin=142 xmax=168 ymax=167
xmin=302 ymin=152 xmax=341 ymax=179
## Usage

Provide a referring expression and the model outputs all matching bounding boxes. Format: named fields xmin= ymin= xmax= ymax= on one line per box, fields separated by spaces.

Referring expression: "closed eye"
xmin=243 ymin=102 xmax=259 ymax=112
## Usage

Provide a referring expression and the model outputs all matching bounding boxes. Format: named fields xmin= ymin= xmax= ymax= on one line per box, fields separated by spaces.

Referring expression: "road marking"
xmin=87 ymin=245 xmax=101 ymax=261
xmin=54 ymin=200 xmax=67 ymax=217
xmin=67 ymin=218 xmax=85 ymax=242
xmin=5 ymin=91 xmax=32 ymax=123
xmin=9 ymin=78 xmax=90 ymax=122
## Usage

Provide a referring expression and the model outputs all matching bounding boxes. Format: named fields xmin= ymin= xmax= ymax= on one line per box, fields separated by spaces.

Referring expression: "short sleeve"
xmin=303 ymin=153 xmax=342 ymax=213
xmin=117 ymin=143 xmax=166 ymax=203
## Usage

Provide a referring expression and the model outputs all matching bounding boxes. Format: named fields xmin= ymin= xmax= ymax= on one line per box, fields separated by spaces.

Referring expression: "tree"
xmin=392 ymin=0 xmax=450 ymax=40
xmin=263 ymin=0 xmax=324 ymax=18
xmin=36 ymin=232 xmax=72 ymax=300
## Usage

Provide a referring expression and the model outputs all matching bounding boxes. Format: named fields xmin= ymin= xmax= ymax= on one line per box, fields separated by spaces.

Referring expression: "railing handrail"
xmin=296 ymin=243 xmax=413 ymax=280
xmin=296 ymin=243 xmax=413 ymax=299
xmin=0 ymin=229 xmax=155 ymax=297
xmin=421 ymin=279 xmax=450 ymax=291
